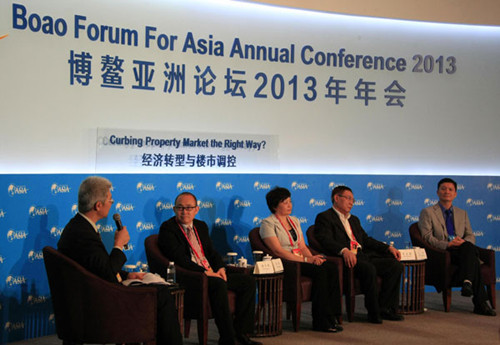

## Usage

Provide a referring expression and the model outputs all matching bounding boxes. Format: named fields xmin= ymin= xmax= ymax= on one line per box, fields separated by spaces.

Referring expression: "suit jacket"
xmin=158 ymin=216 xmax=225 ymax=273
xmin=57 ymin=213 xmax=127 ymax=283
xmin=418 ymin=204 xmax=475 ymax=251
xmin=314 ymin=208 xmax=389 ymax=257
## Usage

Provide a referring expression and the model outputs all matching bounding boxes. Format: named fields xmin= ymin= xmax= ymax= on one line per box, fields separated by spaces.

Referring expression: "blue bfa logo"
xmin=366 ymin=214 xmax=384 ymax=223
xmin=156 ymin=201 xmax=174 ymax=211
xmin=405 ymin=182 xmax=423 ymax=191
xmin=8 ymin=184 xmax=28 ymax=196
xmin=253 ymin=181 xmax=271 ymax=191
xmin=137 ymin=182 xmax=156 ymax=193
xmin=216 ymin=181 xmax=233 ymax=191
xmin=466 ymin=198 xmax=485 ymax=206
xmin=252 ymin=216 xmax=263 ymax=226
xmin=234 ymin=199 xmax=251 ymax=208
xmin=29 ymin=205 xmax=49 ymax=217
xmin=50 ymin=183 xmax=71 ymax=195
xmin=176 ymin=181 xmax=195 ymax=191
xmin=215 ymin=218 xmax=232 ymax=227
xmin=309 ymin=198 xmax=326 ymax=207
xmin=367 ymin=182 xmax=384 ymax=191
xmin=404 ymin=214 xmax=419 ymax=223
xmin=486 ymin=183 xmax=500 ymax=191
xmin=291 ymin=181 xmax=308 ymax=190
xmin=115 ymin=202 xmax=135 ymax=212
xmin=28 ymin=250 xmax=43 ymax=262
xmin=7 ymin=229 xmax=28 ymax=242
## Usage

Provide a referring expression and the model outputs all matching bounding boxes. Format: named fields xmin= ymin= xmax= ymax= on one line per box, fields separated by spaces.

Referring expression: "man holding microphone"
xmin=58 ymin=176 xmax=182 ymax=345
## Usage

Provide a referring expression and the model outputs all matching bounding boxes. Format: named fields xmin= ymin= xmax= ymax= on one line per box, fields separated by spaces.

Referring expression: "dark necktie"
xmin=445 ymin=209 xmax=455 ymax=237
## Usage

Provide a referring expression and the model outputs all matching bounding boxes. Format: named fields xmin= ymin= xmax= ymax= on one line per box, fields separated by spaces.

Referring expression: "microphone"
xmin=113 ymin=213 xmax=128 ymax=249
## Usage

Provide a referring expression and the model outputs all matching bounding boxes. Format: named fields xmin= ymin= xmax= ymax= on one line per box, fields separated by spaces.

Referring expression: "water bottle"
xmin=166 ymin=262 xmax=176 ymax=284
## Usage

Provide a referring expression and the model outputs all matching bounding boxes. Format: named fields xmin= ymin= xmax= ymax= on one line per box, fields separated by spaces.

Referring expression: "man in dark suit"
xmin=419 ymin=177 xmax=495 ymax=316
xmin=314 ymin=185 xmax=404 ymax=324
xmin=58 ymin=176 xmax=182 ymax=345
xmin=158 ymin=192 xmax=260 ymax=345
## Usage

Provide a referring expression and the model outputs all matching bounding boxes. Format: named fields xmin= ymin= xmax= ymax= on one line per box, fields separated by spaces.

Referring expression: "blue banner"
xmin=1 ymin=173 xmax=499 ymax=343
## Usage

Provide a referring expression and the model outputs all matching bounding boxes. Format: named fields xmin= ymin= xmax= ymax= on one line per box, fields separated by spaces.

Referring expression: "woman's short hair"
xmin=78 ymin=176 xmax=112 ymax=213
xmin=266 ymin=187 xmax=291 ymax=213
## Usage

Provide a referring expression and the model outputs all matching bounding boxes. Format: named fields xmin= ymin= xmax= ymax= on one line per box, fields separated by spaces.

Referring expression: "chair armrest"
xmin=279 ymin=259 xmax=301 ymax=301
xmin=175 ymin=265 xmax=208 ymax=290
xmin=80 ymin=273 xmax=157 ymax=343
xmin=477 ymin=247 xmax=495 ymax=266
xmin=422 ymin=244 xmax=449 ymax=267
xmin=417 ymin=242 xmax=451 ymax=286
xmin=85 ymin=273 xmax=158 ymax=315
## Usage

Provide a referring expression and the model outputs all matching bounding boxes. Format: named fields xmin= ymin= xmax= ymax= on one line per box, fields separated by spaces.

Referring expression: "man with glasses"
xmin=314 ymin=186 xmax=404 ymax=324
xmin=158 ymin=192 xmax=260 ymax=345
xmin=58 ymin=176 xmax=182 ymax=345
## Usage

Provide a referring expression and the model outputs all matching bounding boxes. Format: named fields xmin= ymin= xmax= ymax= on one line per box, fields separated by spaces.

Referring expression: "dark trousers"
xmin=301 ymin=261 xmax=342 ymax=330
xmin=207 ymin=272 xmax=256 ymax=345
xmin=354 ymin=252 xmax=403 ymax=316
xmin=156 ymin=285 xmax=183 ymax=345
xmin=448 ymin=241 xmax=487 ymax=306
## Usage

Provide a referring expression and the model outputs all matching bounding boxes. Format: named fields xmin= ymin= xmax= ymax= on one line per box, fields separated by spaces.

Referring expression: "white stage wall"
xmin=1 ymin=0 xmax=499 ymax=174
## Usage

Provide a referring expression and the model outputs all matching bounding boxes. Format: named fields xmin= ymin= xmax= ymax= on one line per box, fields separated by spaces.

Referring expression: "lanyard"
xmin=176 ymin=221 xmax=207 ymax=263
xmin=276 ymin=215 xmax=300 ymax=248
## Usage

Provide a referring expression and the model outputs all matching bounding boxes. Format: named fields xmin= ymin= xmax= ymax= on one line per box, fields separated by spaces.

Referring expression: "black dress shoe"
xmin=322 ymin=323 xmax=343 ymax=333
xmin=461 ymin=281 xmax=473 ymax=297
xmin=473 ymin=302 xmax=497 ymax=316
xmin=380 ymin=310 xmax=405 ymax=321
xmin=235 ymin=334 xmax=262 ymax=345
xmin=367 ymin=313 xmax=383 ymax=324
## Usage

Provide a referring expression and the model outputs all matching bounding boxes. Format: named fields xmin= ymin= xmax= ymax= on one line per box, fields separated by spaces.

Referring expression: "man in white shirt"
xmin=314 ymin=185 xmax=404 ymax=324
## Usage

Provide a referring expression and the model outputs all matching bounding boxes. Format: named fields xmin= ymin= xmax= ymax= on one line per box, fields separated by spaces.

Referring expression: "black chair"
xmin=145 ymin=234 xmax=236 ymax=345
xmin=248 ymin=227 xmax=343 ymax=330
xmin=306 ymin=225 xmax=383 ymax=322
xmin=409 ymin=222 xmax=496 ymax=312
xmin=43 ymin=246 xmax=157 ymax=345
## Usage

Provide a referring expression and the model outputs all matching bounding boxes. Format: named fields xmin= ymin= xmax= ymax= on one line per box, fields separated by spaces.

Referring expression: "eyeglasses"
xmin=174 ymin=206 xmax=197 ymax=212
xmin=338 ymin=195 xmax=355 ymax=203
xmin=93 ymin=198 xmax=114 ymax=210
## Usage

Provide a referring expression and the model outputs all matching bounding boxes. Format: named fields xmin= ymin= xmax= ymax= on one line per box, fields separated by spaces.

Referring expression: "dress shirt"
xmin=332 ymin=206 xmax=362 ymax=254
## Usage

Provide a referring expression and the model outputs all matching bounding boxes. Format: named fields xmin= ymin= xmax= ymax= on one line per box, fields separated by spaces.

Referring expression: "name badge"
xmin=201 ymin=258 xmax=210 ymax=270
xmin=350 ymin=240 xmax=359 ymax=254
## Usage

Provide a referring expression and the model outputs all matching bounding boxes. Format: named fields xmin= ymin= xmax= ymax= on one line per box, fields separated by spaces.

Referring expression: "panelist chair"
xmin=409 ymin=222 xmax=496 ymax=312
xmin=43 ymin=246 xmax=157 ymax=345
xmin=248 ymin=227 xmax=343 ymax=331
xmin=145 ymin=234 xmax=236 ymax=345
xmin=306 ymin=225 xmax=382 ymax=322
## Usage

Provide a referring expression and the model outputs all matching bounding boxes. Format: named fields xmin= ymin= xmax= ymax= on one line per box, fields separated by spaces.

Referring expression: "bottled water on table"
xmin=166 ymin=262 xmax=176 ymax=284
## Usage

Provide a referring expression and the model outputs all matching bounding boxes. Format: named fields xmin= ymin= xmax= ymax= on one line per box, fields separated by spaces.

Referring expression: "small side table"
xmin=168 ymin=285 xmax=185 ymax=332
xmin=399 ymin=260 xmax=425 ymax=314
xmin=253 ymin=272 xmax=283 ymax=337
